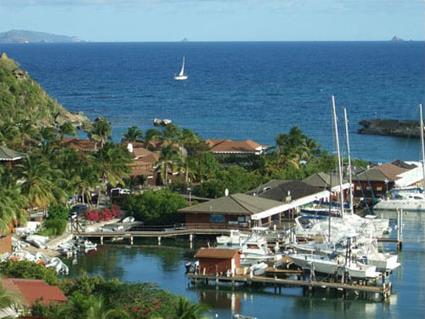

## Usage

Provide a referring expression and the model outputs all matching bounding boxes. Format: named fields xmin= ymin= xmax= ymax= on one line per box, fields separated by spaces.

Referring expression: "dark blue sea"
xmin=1 ymin=42 xmax=424 ymax=162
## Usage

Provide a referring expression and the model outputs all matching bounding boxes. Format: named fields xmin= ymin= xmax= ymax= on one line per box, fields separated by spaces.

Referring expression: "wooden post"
xmin=158 ymin=236 xmax=161 ymax=246
xmin=130 ymin=236 xmax=133 ymax=245
xmin=100 ymin=236 xmax=103 ymax=245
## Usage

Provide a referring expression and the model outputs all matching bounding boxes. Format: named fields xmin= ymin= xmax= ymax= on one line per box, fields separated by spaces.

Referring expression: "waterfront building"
xmin=194 ymin=248 xmax=240 ymax=275
xmin=179 ymin=193 xmax=285 ymax=228
xmin=353 ymin=161 xmax=422 ymax=199
xmin=247 ymin=180 xmax=334 ymax=219
xmin=303 ymin=172 xmax=351 ymax=201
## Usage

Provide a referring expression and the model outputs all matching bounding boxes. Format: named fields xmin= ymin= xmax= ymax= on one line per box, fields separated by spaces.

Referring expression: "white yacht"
xmin=290 ymin=253 xmax=381 ymax=279
xmin=374 ymin=191 xmax=425 ymax=211
xmin=174 ymin=56 xmax=188 ymax=80
xmin=216 ymin=230 xmax=250 ymax=247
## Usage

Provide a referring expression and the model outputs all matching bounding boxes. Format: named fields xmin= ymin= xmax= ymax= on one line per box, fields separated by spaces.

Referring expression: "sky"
xmin=0 ymin=0 xmax=424 ymax=41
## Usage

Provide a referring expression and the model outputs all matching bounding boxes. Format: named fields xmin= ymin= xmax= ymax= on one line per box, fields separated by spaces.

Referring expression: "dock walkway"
xmin=188 ymin=273 xmax=392 ymax=300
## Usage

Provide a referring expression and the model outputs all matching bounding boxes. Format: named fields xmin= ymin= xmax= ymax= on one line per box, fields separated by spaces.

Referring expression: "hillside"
xmin=0 ymin=30 xmax=82 ymax=43
xmin=0 ymin=53 xmax=88 ymax=146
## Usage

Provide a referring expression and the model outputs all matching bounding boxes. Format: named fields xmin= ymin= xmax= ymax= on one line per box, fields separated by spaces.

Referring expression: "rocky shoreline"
xmin=358 ymin=119 xmax=421 ymax=138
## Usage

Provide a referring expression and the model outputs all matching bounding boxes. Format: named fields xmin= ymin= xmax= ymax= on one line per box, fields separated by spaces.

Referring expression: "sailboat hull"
xmin=174 ymin=75 xmax=188 ymax=80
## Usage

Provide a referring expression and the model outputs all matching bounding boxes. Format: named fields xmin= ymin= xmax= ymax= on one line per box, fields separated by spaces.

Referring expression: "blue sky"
xmin=0 ymin=0 xmax=424 ymax=41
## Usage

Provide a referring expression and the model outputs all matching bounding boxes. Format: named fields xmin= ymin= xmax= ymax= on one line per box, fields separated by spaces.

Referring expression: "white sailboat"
xmin=174 ymin=56 xmax=188 ymax=81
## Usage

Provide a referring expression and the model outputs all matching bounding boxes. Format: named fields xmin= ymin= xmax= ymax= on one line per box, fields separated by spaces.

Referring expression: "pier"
xmin=73 ymin=225 xmax=402 ymax=250
xmin=188 ymin=273 xmax=392 ymax=301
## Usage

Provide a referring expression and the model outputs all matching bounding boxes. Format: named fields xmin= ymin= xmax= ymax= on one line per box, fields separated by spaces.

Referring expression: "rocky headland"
xmin=358 ymin=119 xmax=420 ymax=138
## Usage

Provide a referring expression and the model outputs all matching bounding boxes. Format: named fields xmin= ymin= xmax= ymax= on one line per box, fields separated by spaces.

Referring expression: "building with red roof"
xmin=1 ymin=278 xmax=67 ymax=307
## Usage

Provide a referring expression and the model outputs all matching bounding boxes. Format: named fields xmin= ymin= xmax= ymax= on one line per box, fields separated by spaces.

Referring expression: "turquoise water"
xmin=1 ymin=42 xmax=424 ymax=162
xmin=67 ymin=212 xmax=425 ymax=318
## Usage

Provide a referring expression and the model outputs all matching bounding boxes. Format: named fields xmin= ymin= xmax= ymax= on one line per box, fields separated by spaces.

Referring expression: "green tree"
xmin=17 ymin=156 xmax=65 ymax=209
xmin=0 ymin=260 xmax=59 ymax=285
xmin=86 ymin=297 xmax=129 ymax=319
xmin=89 ymin=117 xmax=112 ymax=150
xmin=122 ymin=126 xmax=143 ymax=143
xmin=122 ymin=190 xmax=186 ymax=225
xmin=174 ymin=297 xmax=208 ymax=319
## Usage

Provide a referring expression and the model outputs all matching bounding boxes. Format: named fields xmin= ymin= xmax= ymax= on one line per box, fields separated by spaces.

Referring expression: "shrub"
xmin=85 ymin=206 xmax=122 ymax=223
xmin=39 ymin=219 xmax=67 ymax=236
xmin=121 ymin=190 xmax=186 ymax=225
xmin=0 ymin=260 xmax=58 ymax=285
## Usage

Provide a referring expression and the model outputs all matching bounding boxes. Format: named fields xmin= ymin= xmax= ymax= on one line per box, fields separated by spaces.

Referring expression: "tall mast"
xmin=420 ymin=104 xmax=425 ymax=190
xmin=344 ymin=108 xmax=354 ymax=214
xmin=331 ymin=96 xmax=345 ymax=217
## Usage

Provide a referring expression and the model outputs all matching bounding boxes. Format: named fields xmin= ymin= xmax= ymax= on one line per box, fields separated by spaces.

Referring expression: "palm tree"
xmin=89 ymin=117 xmax=112 ymax=150
xmin=56 ymin=148 xmax=100 ymax=204
xmin=122 ymin=126 xmax=143 ymax=143
xmin=59 ymin=121 xmax=76 ymax=140
xmin=95 ymin=143 xmax=131 ymax=187
xmin=157 ymin=144 xmax=180 ymax=185
xmin=144 ymin=128 xmax=162 ymax=148
xmin=86 ymin=297 xmax=129 ymax=319
xmin=0 ymin=185 xmax=27 ymax=233
xmin=174 ymin=298 xmax=208 ymax=319
xmin=17 ymin=156 xmax=64 ymax=209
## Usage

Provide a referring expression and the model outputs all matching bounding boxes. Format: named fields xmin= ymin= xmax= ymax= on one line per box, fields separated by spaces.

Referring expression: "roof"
xmin=128 ymin=158 xmax=156 ymax=177
xmin=355 ymin=163 xmax=408 ymax=182
xmin=0 ymin=145 xmax=24 ymax=161
xmin=195 ymin=248 xmax=239 ymax=259
xmin=303 ymin=172 xmax=347 ymax=188
xmin=132 ymin=147 xmax=159 ymax=162
xmin=178 ymin=193 xmax=283 ymax=215
xmin=2 ymin=278 xmax=67 ymax=307
xmin=247 ymin=180 xmax=323 ymax=202
xmin=206 ymin=139 xmax=265 ymax=154
xmin=62 ymin=138 xmax=96 ymax=152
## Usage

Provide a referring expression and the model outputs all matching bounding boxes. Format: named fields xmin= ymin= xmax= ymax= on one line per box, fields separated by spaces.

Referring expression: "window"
xmin=376 ymin=187 xmax=383 ymax=191
xmin=209 ymin=214 xmax=225 ymax=223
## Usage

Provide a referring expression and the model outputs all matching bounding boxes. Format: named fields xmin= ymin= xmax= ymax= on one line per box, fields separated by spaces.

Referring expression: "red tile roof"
xmin=62 ymin=138 xmax=97 ymax=152
xmin=195 ymin=248 xmax=240 ymax=259
xmin=128 ymin=147 xmax=159 ymax=177
xmin=2 ymin=278 xmax=67 ymax=307
xmin=206 ymin=139 xmax=265 ymax=154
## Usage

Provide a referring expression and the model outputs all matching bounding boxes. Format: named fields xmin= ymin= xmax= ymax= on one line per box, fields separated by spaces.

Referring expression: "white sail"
xmin=179 ymin=56 xmax=185 ymax=76
xmin=174 ymin=56 xmax=188 ymax=80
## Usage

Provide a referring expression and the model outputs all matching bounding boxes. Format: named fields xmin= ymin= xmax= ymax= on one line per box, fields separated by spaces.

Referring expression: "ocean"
xmin=1 ymin=41 xmax=424 ymax=162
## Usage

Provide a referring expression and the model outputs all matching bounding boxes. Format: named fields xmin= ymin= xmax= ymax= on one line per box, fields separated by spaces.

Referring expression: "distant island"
xmin=391 ymin=35 xmax=405 ymax=42
xmin=0 ymin=29 xmax=83 ymax=43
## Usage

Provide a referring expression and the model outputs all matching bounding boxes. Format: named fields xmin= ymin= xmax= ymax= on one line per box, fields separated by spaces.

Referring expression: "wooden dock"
xmin=188 ymin=273 xmax=392 ymax=300
xmin=74 ymin=228 xmax=231 ymax=245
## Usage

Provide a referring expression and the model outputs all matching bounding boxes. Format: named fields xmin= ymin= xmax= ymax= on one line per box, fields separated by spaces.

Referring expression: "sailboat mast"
xmin=331 ymin=96 xmax=345 ymax=217
xmin=180 ymin=56 xmax=185 ymax=75
xmin=344 ymin=108 xmax=354 ymax=214
xmin=420 ymin=104 xmax=425 ymax=190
